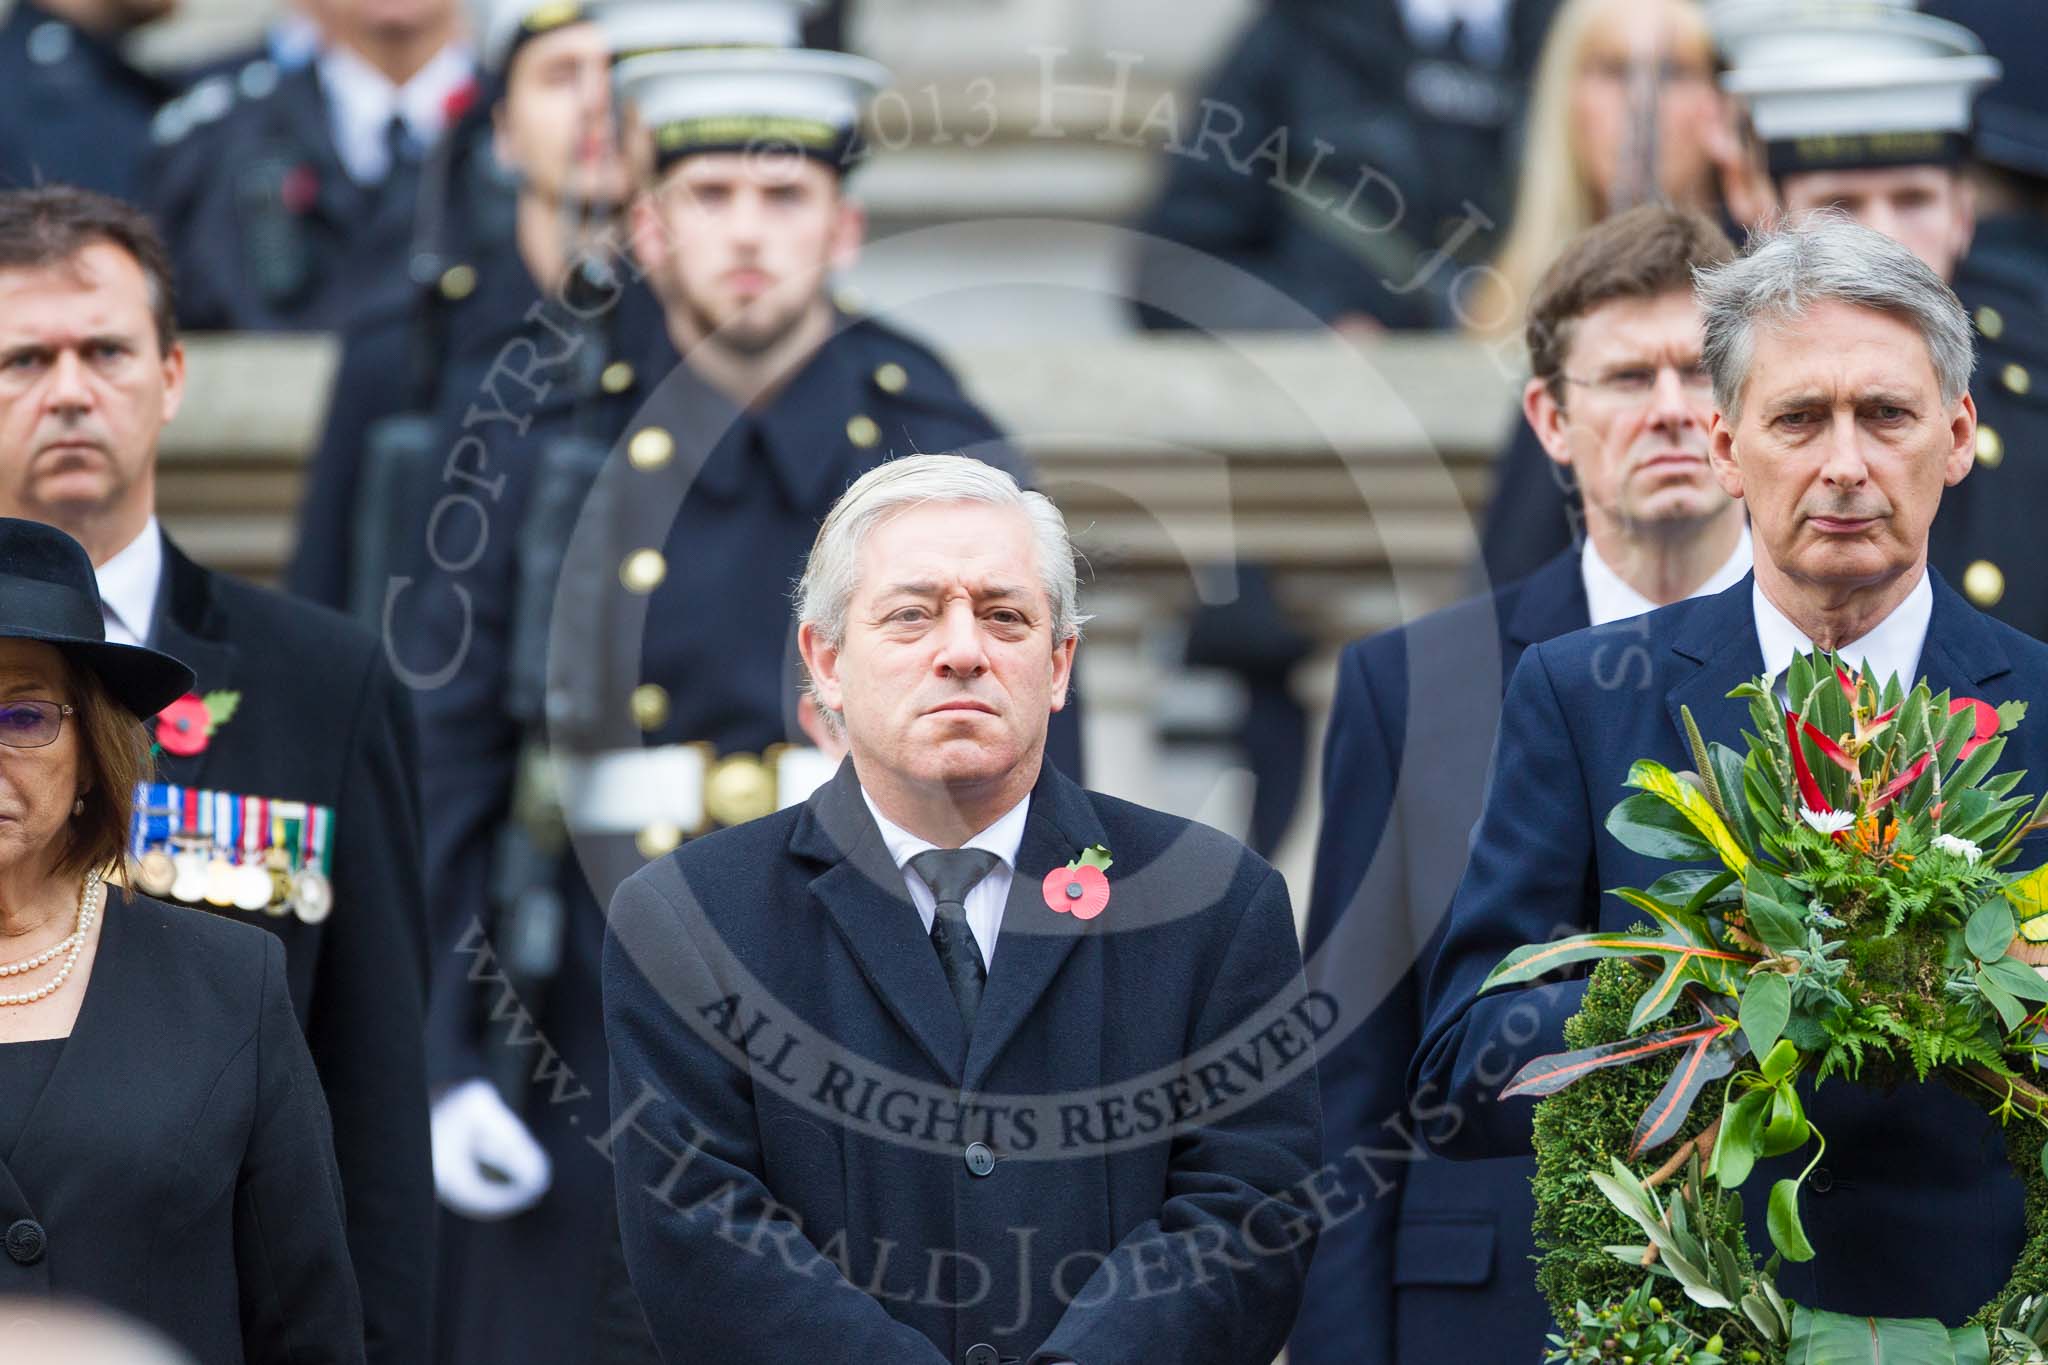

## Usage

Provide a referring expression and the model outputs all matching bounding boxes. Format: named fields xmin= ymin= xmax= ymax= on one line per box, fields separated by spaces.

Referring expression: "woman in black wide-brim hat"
xmin=0 ymin=518 xmax=364 ymax=1364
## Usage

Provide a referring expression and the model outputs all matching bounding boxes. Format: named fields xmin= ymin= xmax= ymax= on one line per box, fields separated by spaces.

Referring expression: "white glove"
xmin=431 ymin=1077 xmax=553 ymax=1220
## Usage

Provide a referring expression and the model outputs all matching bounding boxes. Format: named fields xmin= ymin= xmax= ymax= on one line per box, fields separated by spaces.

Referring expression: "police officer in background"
xmin=287 ymin=0 xmax=685 ymax=615
xmin=142 ymin=0 xmax=475 ymax=332
xmin=1479 ymin=1 xmax=2048 ymax=640
xmin=0 ymin=0 xmax=179 ymax=200
xmin=404 ymin=31 xmax=1091 ymax=1365
xmin=1925 ymin=0 xmax=2048 ymax=267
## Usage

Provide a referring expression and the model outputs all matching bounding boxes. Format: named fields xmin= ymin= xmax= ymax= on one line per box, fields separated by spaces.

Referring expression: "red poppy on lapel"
xmin=1043 ymin=844 xmax=1113 ymax=921
xmin=280 ymin=164 xmax=320 ymax=216
xmin=443 ymin=78 xmax=478 ymax=124
xmin=155 ymin=691 xmax=240 ymax=758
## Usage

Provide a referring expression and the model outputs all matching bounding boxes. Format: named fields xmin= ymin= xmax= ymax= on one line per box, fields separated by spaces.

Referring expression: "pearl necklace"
xmin=0 ymin=871 xmax=105 ymax=1008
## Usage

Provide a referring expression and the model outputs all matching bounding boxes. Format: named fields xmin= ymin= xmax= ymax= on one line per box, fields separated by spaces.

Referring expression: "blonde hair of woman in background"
xmin=1464 ymin=0 xmax=1769 ymax=338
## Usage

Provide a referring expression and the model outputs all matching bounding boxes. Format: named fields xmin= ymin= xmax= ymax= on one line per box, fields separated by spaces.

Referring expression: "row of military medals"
xmin=127 ymin=785 xmax=335 ymax=924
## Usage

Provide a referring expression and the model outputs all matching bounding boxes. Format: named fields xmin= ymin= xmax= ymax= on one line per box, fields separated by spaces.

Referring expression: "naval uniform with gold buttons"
xmin=285 ymin=106 xmax=666 ymax=616
xmin=1928 ymin=251 xmax=2048 ymax=638
xmin=409 ymin=309 xmax=1083 ymax=1365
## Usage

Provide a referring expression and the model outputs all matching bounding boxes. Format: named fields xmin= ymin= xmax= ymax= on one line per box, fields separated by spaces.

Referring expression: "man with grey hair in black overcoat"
xmin=602 ymin=453 xmax=1324 ymax=1365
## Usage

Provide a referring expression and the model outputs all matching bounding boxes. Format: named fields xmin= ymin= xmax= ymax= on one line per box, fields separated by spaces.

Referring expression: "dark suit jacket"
xmin=151 ymin=536 xmax=433 ymax=1365
xmin=1292 ymin=549 xmax=1585 ymax=1365
xmin=0 ymin=890 xmax=362 ymax=1364
xmin=603 ymin=758 xmax=1322 ymax=1365
xmin=1413 ymin=570 xmax=2048 ymax=1321
xmin=407 ymin=317 xmax=1087 ymax=1365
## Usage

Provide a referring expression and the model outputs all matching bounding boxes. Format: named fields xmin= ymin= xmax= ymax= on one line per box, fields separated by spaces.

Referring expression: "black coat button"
xmin=1809 ymin=1167 xmax=1833 ymax=1194
xmin=964 ymin=1344 xmax=999 ymax=1365
xmin=964 ymin=1142 xmax=996 ymax=1177
xmin=5 ymin=1218 xmax=45 ymax=1265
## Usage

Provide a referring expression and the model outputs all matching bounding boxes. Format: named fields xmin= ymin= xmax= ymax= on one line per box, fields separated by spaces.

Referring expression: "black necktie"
xmin=379 ymin=114 xmax=422 ymax=210
xmin=909 ymin=848 xmax=1000 ymax=1030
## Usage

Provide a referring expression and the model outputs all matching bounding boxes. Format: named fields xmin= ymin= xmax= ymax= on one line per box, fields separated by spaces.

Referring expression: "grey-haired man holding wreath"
xmin=1415 ymin=216 xmax=2048 ymax=1319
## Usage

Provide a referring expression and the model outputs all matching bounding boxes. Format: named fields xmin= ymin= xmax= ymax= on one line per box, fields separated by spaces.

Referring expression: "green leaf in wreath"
xmin=1760 ymin=1083 xmax=1809 ymax=1158
xmin=1741 ymin=972 xmax=1791 ymax=1060
xmin=1500 ymin=1015 xmax=1732 ymax=1099
xmin=1937 ymin=701 xmax=1983 ymax=771
xmin=1629 ymin=1025 xmax=1743 ymax=1157
xmin=1947 ymin=734 xmax=2007 ymax=798
xmin=1483 ymin=932 xmax=1753 ymax=992
xmin=1978 ymin=966 xmax=2026 ymax=1033
xmin=1967 ymin=896 xmax=2015 ymax=964
xmin=1787 ymin=654 xmax=1818 ymax=716
xmin=1787 ymin=1305 xmax=1985 ymax=1362
xmin=1611 ymin=888 xmax=1714 ymax=948
xmin=1625 ymin=759 xmax=1752 ymax=874
xmin=1710 ymin=741 xmax=1760 ymax=854
xmin=1708 ymin=1088 xmax=1770 ymax=1189
xmin=1760 ymin=1038 xmax=1802 ymax=1085
xmin=1952 ymin=1324 xmax=1993 ymax=1365
xmin=1628 ymin=954 xmax=1695 ymax=1033
xmin=1607 ymin=791 xmax=1719 ymax=863
xmin=1742 ymin=867 xmax=1809 ymax=955
xmin=1741 ymin=1291 xmax=1786 ymax=1345
xmin=1768 ymin=1177 xmax=1816 ymax=1262
xmin=2006 ymin=863 xmax=2048 ymax=932
xmin=1645 ymin=868 xmax=1730 ymax=905
xmin=1980 ymin=955 xmax=2048 ymax=1005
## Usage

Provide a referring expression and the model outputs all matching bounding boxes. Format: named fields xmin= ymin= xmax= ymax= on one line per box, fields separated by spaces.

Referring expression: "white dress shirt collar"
xmin=1754 ymin=569 xmax=1935 ymax=698
xmin=94 ymin=517 xmax=163 ymax=649
xmin=317 ymin=42 xmax=474 ymax=185
xmin=861 ymin=789 xmax=1032 ymax=973
xmin=1580 ymin=523 xmax=1752 ymax=628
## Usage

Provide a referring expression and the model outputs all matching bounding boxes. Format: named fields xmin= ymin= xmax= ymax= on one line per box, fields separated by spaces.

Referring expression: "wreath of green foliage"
xmin=1534 ymin=954 xmax=2048 ymax=1361
xmin=1505 ymin=651 xmax=2048 ymax=1363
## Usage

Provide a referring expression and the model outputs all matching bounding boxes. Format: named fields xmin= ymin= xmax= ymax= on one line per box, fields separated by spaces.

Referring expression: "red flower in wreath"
xmin=1042 ymin=844 xmax=1114 ymax=920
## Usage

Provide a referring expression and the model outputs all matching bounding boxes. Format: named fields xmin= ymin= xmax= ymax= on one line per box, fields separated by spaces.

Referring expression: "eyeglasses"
xmin=1560 ymin=362 xmax=1715 ymax=404
xmin=0 ymin=700 xmax=74 ymax=750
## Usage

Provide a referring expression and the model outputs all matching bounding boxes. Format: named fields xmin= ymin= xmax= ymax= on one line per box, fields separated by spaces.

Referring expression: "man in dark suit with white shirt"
xmin=1414 ymin=215 xmax=2048 ymax=1319
xmin=603 ymin=454 xmax=1323 ymax=1365
xmin=0 ymin=184 xmax=432 ymax=1365
xmin=1292 ymin=202 xmax=1749 ymax=1365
